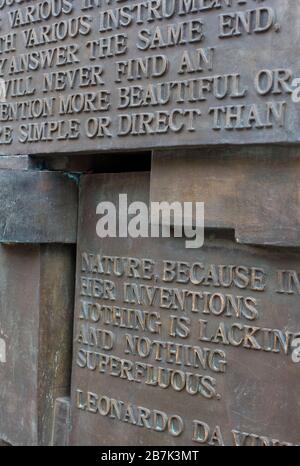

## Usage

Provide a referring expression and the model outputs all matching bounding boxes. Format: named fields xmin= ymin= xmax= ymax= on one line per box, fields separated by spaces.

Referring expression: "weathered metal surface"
xmin=0 ymin=1 xmax=299 ymax=155
xmin=0 ymin=244 xmax=75 ymax=445
xmin=0 ymin=155 xmax=33 ymax=170
xmin=51 ymin=397 xmax=71 ymax=446
xmin=0 ymin=440 xmax=10 ymax=446
xmin=0 ymin=170 xmax=78 ymax=244
xmin=70 ymin=172 xmax=300 ymax=446
xmin=151 ymin=148 xmax=300 ymax=247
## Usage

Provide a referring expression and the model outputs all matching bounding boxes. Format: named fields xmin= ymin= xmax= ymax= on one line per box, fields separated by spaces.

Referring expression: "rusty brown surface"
xmin=151 ymin=148 xmax=300 ymax=247
xmin=51 ymin=397 xmax=71 ymax=446
xmin=0 ymin=244 xmax=75 ymax=445
xmin=70 ymin=172 xmax=300 ymax=446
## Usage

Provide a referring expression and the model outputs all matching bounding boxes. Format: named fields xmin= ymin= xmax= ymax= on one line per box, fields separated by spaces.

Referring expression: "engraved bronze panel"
xmin=0 ymin=1 xmax=299 ymax=155
xmin=70 ymin=172 xmax=300 ymax=446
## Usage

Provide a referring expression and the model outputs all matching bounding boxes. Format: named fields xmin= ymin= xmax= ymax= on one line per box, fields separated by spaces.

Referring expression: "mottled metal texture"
xmin=51 ymin=397 xmax=71 ymax=446
xmin=151 ymin=147 xmax=300 ymax=247
xmin=0 ymin=1 xmax=298 ymax=155
xmin=0 ymin=439 xmax=10 ymax=446
xmin=70 ymin=172 xmax=300 ymax=446
xmin=0 ymin=170 xmax=78 ymax=244
xmin=0 ymin=155 xmax=33 ymax=171
xmin=0 ymin=244 xmax=75 ymax=445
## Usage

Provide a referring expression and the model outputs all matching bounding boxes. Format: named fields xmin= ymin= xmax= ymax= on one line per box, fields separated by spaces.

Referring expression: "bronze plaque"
xmin=70 ymin=172 xmax=300 ymax=446
xmin=0 ymin=1 xmax=300 ymax=155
